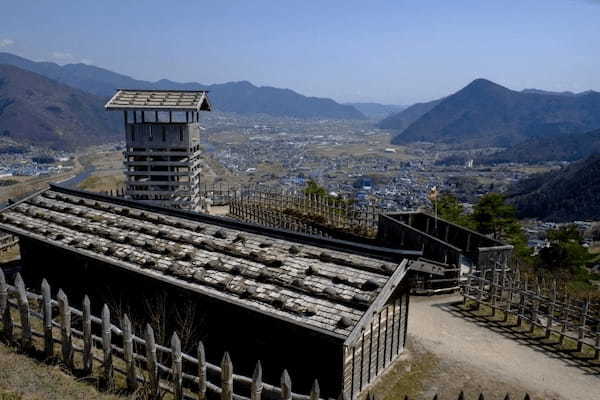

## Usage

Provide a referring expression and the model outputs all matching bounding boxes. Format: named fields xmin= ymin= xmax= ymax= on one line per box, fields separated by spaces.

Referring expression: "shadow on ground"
xmin=430 ymin=299 xmax=600 ymax=377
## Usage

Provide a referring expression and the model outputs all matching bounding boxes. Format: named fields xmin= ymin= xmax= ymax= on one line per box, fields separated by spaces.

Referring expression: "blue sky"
xmin=2 ymin=0 xmax=599 ymax=104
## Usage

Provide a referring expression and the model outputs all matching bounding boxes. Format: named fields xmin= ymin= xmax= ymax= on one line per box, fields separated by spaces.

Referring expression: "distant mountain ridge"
xmin=344 ymin=102 xmax=406 ymax=119
xmin=0 ymin=52 xmax=365 ymax=120
xmin=0 ymin=64 xmax=120 ymax=150
xmin=384 ymin=78 xmax=600 ymax=148
xmin=507 ymin=154 xmax=600 ymax=221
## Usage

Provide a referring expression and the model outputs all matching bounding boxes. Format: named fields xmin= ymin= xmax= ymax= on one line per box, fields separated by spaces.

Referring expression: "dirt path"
xmin=409 ymin=295 xmax=600 ymax=400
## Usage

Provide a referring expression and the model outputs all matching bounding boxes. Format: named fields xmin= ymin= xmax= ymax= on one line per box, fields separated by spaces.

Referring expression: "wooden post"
xmin=503 ymin=278 xmax=513 ymax=323
xmin=545 ymin=281 xmax=557 ymax=339
xmin=198 ymin=341 xmax=207 ymax=400
xmin=57 ymin=289 xmax=73 ymax=369
xmin=0 ymin=268 xmax=7 ymax=318
xmin=463 ymin=273 xmax=472 ymax=306
xmin=577 ymin=298 xmax=589 ymax=353
xmin=1 ymin=267 xmax=13 ymax=342
xmin=560 ymin=294 xmax=568 ymax=345
xmin=281 ymin=370 xmax=292 ymax=400
xmin=491 ymin=267 xmax=497 ymax=317
xmin=145 ymin=324 xmax=159 ymax=398
xmin=15 ymin=273 xmax=32 ymax=350
xmin=41 ymin=279 xmax=53 ymax=357
xmin=530 ymin=284 xmax=540 ymax=334
xmin=102 ymin=304 xmax=113 ymax=386
xmin=251 ymin=361 xmax=263 ymax=400
xmin=123 ymin=314 xmax=138 ymax=391
xmin=82 ymin=295 xmax=92 ymax=373
xmin=172 ymin=333 xmax=183 ymax=400
xmin=310 ymin=380 xmax=320 ymax=400
xmin=595 ymin=323 xmax=600 ymax=361
xmin=221 ymin=352 xmax=233 ymax=400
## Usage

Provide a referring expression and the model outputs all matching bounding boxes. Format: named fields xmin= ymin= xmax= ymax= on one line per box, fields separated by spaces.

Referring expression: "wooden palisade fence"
xmin=225 ymin=185 xmax=381 ymax=238
xmin=0 ymin=270 xmax=323 ymax=400
xmin=0 ymin=268 xmax=542 ymax=400
xmin=463 ymin=265 xmax=600 ymax=359
xmin=102 ymin=184 xmax=384 ymax=238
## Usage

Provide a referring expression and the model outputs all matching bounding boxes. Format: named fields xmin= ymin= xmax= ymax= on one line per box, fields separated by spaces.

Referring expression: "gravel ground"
xmin=409 ymin=295 xmax=600 ymax=400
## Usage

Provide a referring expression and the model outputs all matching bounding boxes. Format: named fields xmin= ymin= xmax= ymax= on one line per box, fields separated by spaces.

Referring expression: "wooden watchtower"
xmin=105 ymin=90 xmax=212 ymax=211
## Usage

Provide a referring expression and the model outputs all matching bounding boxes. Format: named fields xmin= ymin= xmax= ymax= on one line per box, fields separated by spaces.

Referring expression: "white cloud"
xmin=0 ymin=39 xmax=15 ymax=49
xmin=80 ymin=58 xmax=93 ymax=65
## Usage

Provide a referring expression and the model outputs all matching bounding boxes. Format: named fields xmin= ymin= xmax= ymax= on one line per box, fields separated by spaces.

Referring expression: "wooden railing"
xmin=463 ymin=266 xmax=600 ymax=358
xmin=0 ymin=270 xmax=322 ymax=400
xmin=0 ymin=268 xmax=554 ymax=399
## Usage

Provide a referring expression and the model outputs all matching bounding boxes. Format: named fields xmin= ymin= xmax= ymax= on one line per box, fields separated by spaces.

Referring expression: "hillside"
xmin=0 ymin=52 xmax=365 ymax=120
xmin=378 ymin=98 xmax=442 ymax=132
xmin=481 ymin=128 xmax=600 ymax=164
xmin=389 ymin=79 xmax=600 ymax=148
xmin=507 ymin=154 xmax=600 ymax=221
xmin=0 ymin=64 xmax=121 ymax=150
xmin=344 ymin=102 xmax=406 ymax=119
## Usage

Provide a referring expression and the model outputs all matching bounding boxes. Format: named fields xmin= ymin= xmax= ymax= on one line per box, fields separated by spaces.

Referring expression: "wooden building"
xmin=0 ymin=185 xmax=425 ymax=398
xmin=105 ymin=90 xmax=212 ymax=211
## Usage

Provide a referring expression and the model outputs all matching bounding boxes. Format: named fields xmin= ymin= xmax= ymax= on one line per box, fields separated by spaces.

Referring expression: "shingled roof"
xmin=0 ymin=186 xmax=416 ymax=340
xmin=105 ymin=89 xmax=212 ymax=111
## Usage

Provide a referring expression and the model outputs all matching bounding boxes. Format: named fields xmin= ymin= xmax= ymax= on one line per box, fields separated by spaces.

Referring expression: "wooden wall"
xmin=342 ymin=288 xmax=409 ymax=399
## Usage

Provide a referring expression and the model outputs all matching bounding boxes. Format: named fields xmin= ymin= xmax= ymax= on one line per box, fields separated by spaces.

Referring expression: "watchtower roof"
xmin=105 ymin=89 xmax=212 ymax=112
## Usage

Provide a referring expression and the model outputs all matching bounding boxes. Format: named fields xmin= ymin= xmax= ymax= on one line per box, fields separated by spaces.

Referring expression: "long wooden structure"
xmin=0 ymin=185 xmax=422 ymax=397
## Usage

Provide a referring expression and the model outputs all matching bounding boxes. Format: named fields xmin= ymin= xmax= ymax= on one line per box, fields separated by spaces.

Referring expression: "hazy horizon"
xmin=2 ymin=0 xmax=600 ymax=104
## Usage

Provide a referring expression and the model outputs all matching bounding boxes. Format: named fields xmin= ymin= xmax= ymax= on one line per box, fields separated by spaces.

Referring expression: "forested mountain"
xmin=481 ymin=129 xmax=600 ymax=164
xmin=387 ymin=79 xmax=600 ymax=148
xmin=507 ymin=154 xmax=600 ymax=221
xmin=0 ymin=52 xmax=365 ymax=120
xmin=0 ymin=64 xmax=120 ymax=150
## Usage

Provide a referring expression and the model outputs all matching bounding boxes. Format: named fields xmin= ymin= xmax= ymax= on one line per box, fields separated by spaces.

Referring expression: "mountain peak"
xmin=463 ymin=78 xmax=508 ymax=92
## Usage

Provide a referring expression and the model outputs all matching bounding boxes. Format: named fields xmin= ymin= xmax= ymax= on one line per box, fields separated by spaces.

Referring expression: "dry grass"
xmin=0 ymin=245 xmax=20 ymax=264
xmin=77 ymin=175 xmax=125 ymax=193
xmin=0 ymin=343 xmax=123 ymax=400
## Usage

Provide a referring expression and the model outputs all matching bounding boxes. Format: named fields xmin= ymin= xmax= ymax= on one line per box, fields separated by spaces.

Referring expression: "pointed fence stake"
xmin=251 ymin=361 xmax=263 ymax=400
xmin=281 ymin=370 xmax=292 ymax=400
xmin=310 ymin=380 xmax=320 ymax=400
xmin=221 ymin=352 xmax=233 ymax=400
xmin=172 ymin=333 xmax=183 ymax=400
xmin=41 ymin=279 xmax=53 ymax=357
xmin=57 ymin=289 xmax=73 ymax=369
xmin=123 ymin=314 xmax=137 ymax=391
xmin=198 ymin=341 xmax=207 ymax=400
xmin=15 ymin=274 xmax=32 ymax=350
xmin=82 ymin=295 xmax=92 ymax=373
xmin=101 ymin=304 xmax=113 ymax=387
xmin=145 ymin=324 xmax=159 ymax=398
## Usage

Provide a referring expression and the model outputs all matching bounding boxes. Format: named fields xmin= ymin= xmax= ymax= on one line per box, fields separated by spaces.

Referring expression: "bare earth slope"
xmin=409 ymin=295 xmax=600 ymax=400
